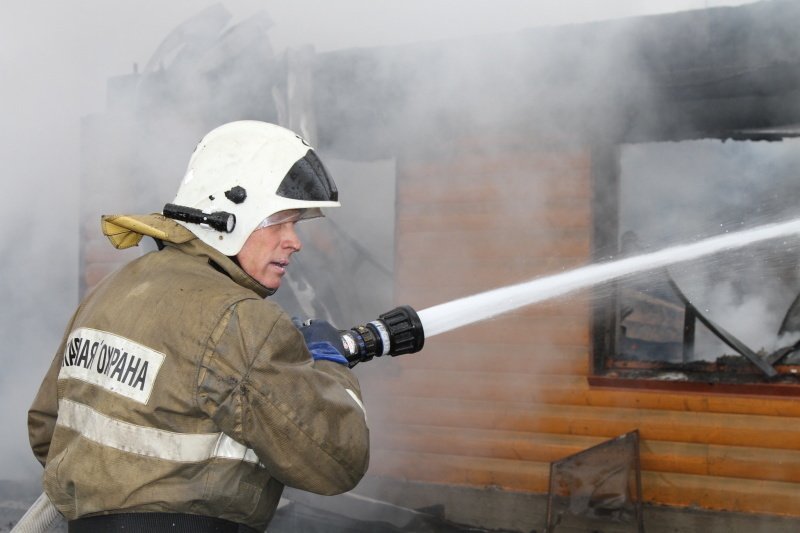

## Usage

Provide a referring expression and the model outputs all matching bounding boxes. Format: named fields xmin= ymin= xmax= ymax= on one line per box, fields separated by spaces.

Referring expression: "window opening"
xmin=602 ymin=138 xmax=800 ymax=384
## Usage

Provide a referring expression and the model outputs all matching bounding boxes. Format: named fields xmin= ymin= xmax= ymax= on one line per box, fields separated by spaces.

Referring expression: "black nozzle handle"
xmin=379 ymin=305 xmax=425 ymax=355
xmin=340 ymin=305 xmax=425 ymax=367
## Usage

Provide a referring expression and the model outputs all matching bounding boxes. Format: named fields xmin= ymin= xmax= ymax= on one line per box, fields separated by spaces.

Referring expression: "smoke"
xmin=0 ymin=0 xmax=764 ymax=521
xmin=620 ymin=139 xmax=800 ymax=359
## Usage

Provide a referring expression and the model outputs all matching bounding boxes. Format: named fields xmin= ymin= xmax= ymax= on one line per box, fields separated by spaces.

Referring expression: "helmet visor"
xmin=276 ymin=150 xmax=338 ymax=203
xmin=255 ymin=208 xmax=324 ymax=230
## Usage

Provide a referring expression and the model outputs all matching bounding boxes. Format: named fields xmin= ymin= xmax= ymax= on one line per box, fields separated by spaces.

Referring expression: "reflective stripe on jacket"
xmin=27 ymin=217 xmax=369 ymax=532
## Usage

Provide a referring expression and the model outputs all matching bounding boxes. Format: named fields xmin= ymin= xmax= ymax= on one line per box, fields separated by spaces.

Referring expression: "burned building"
xmin=80 ymin=1 xmax=800 ymax=531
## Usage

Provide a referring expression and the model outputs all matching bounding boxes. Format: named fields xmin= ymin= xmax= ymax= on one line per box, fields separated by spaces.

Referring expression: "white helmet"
xmin=166 ymin=120 xmax=340 ymax=256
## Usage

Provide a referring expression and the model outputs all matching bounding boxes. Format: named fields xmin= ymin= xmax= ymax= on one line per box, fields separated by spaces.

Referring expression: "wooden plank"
xmin=395 ymin=258 xmax=595 ymax=292
xmin=368 ymin=449 xmax=551 ymax=492
xmin=399 ymin=195 xmax=589 ymax=214
xmin=397 ymin=176 xmax=591 ymax=203
xmin=397 ymin=180 xmax=591 ymax=206
xmin=396 ymin=229 xmax=590 ymax=259
xmin=366 ymin=369 xmax=589 ymax=403
xmin=362 ymin=395 xmax=800 ymax=451
xmin=400 ymin=150 xmax=590 ymax=178
xmin=368 ymin=450 xmax=800 ymax=516
xmin=371 ymin=425 xmax=800 ymax=483
xmin=364 ymin=361 xmax=800 ymax=418
xmin=397 ymin=202 xmax=590 ymax=234
xmin=546 ymin=382 xmax=800 ymax=417
xmin=703 ymin=443 xmax=800 ymax=482
xmin=640 ymin=471 xmax=800 ymax=516
xmin=404 ymin=342 xmax=590 ymax=375
xmin=399 ymin=158 xmax=591 ymax=181
xmin=588 ymin=377 xmax=800 ymax=399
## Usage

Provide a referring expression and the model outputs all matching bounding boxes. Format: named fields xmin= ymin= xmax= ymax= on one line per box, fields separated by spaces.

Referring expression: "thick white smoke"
xmin=0 ymin=0 xmax=758 ymax=486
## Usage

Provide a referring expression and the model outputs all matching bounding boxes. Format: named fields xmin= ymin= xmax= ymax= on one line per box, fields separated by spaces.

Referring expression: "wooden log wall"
xmin=359 ymin=142 xmax=800 ymax=517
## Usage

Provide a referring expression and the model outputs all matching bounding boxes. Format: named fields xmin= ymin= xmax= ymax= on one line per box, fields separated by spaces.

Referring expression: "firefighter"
xmin=27 ymin=121 xmax=369 ymax=532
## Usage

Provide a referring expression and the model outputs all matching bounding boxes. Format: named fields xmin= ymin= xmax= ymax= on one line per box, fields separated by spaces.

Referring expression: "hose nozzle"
xmin=340 ymin=305 xmax=425 ymax=367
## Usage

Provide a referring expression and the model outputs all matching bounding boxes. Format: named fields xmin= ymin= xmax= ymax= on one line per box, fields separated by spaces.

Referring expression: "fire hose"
xmin=11 ymin=493 xmax=61 ymax=532
xmin=12 ymin=306 xmax=425 ymax=532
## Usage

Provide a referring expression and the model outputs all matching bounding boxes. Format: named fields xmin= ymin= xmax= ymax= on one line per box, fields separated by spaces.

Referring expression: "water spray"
xmin=344 ymin=218 xmax=800 ymax=370
xmin=417 ymin=218 xmax=800 ymax=338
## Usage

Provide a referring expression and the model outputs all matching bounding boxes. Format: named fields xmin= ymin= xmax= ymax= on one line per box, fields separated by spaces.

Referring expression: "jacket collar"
xmin=101 ymin=213 xmax=275 ymax=298
xmin=169 ymin=238 xmax=276 ymax=298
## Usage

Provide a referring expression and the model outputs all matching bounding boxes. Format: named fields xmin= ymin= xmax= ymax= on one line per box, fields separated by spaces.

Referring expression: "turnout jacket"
xmin=27 ymin=215 xmax=370 ymax=531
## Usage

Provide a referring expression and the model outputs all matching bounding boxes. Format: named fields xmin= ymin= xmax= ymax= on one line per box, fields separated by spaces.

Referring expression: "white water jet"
xmin=417 ymin=218 xmax=800 ymax=337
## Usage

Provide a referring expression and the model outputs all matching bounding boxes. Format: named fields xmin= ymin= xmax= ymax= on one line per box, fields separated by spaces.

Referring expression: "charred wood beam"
xmin=654 ymin=61 xmax=800 ymax=101
xmin=591 ymin=142 xmax=620 ymax=375
xmin=665 ymin=274 xmax=778 ymax=378
xmin=622 ymin=89 xmax=800 ymax=143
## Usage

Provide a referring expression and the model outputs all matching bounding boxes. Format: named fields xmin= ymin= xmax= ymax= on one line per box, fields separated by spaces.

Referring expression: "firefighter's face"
xmin=237 ymin=219 xmax=302 ymax=289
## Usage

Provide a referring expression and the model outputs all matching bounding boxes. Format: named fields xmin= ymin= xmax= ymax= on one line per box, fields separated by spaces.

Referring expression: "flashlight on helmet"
xmin=163 ymin=203 xmax=236 ymax=233
xmin=340 ymin=305 xmax=425 ymax=367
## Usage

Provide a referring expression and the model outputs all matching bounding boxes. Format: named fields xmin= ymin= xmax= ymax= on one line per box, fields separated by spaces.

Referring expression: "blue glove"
xmin=294 ymin=319 xmax=349 ymax=365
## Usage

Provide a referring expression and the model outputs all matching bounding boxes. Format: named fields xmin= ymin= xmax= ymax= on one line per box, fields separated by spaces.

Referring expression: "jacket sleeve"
xmin=198 ymin=300 xmax=370 ymax=495
xmin=28 ymin=336 xmax=69 ymax=466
